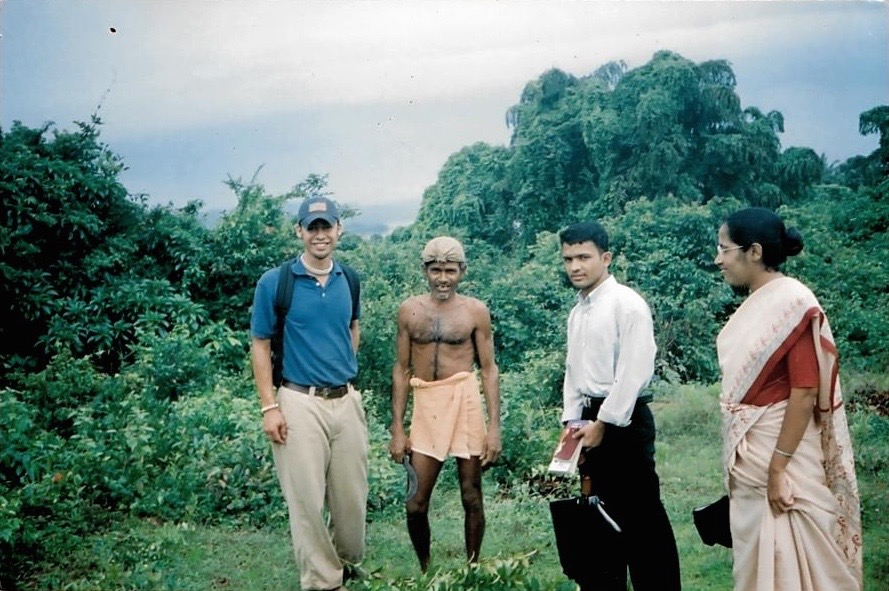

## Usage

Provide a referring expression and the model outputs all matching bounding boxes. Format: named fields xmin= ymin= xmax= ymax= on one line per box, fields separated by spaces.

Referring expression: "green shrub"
xmin=489 ymin=358 xmax=564 ymax=488
xmin=363 ymin=388 xmax=410 ymax=516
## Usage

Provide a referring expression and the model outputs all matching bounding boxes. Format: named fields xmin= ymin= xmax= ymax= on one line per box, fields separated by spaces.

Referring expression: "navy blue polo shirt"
xmin=251 ymin=259 xmax=359 ymax=387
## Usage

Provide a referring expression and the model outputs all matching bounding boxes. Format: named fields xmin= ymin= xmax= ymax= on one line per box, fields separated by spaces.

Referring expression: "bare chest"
xmin=408 ymin=311 xmax=475 ymax=346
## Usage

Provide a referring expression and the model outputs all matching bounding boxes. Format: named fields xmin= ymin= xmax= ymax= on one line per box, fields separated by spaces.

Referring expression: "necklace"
xmin=301 ymin=254 xmax=334 ymax=276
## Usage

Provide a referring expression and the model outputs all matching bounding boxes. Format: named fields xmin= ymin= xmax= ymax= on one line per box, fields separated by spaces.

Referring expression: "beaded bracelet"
xmin=261 ymin=403 xmax=280 ymax=415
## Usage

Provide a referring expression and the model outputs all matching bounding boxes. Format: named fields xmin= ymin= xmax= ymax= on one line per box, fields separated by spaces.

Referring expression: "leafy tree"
xmin=414 ymin=143 xmax=514 ymax=246
xmin=505 ymin=68 xmax=596 ymax=244
xmin=782 ymin=185 xmax=889 ymax=373
xmin=422 ymin=52 xmax=800 ymax=250
xmin=0 ymin=118 xmax=140 ymax=378
xmin=123 ymin=200 xmax=211 ymax=287
xmin=187 ymin=174 xmax=297 ymax=329
xmin=608 ymin=196 xmax=742 ymax=382
xmin=833 ymin=105 xmax=889 ymax=189
xmin=776 ymin=147 xmax=824 ymax=200
xmin=474 ymin=232 xmax=568 ymax=372
xmin=859 ymin=105 xmax=889 ymax=169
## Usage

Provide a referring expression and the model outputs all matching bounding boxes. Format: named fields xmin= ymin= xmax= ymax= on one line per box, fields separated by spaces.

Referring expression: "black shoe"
xmin=343 ymin=564 xmax=368 ymax=582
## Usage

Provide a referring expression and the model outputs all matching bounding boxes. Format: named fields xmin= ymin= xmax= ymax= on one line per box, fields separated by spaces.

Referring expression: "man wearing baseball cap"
xmin=250 ymin=195 xmax=367 ymax=591
xmin=388 ymin=236 xmax=502 ymax=573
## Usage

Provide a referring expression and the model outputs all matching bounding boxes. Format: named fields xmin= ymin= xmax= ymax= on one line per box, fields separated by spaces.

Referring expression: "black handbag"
xmin=549 ymin=494 xmax=623 ymax=582
xmin=692 ymin=495 xmax=732 ymax=548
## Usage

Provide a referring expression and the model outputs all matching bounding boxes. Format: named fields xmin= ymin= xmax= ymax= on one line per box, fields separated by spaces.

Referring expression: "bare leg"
xmin=405 ymin=452 xmax=444 ymax=573
xmin=456 ymin=456 xmax=484 ymax=564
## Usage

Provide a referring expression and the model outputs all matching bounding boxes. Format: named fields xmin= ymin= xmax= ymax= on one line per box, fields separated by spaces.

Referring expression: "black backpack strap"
xmin=274 ymin=258 xmax=297 ymax=317
xmin=271 ymin=257 xmax=297 ymax=387
xmin=339 ymin=263 xmax=361 ymax=322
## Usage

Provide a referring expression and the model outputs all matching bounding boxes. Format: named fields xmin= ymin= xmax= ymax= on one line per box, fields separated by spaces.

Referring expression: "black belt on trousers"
xmin=281 ymin=380 xmax=349 ymax=399
xmin=583 ymin=394 xmax=653 ymax=408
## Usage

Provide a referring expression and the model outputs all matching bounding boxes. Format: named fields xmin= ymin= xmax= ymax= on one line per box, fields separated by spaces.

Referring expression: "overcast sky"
xmin=2 ymin=1 xmax=887 ymax=227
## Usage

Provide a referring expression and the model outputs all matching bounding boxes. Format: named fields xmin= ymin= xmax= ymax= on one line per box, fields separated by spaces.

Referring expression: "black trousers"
xmin=577 ymin=398 xmax=681 ymax=591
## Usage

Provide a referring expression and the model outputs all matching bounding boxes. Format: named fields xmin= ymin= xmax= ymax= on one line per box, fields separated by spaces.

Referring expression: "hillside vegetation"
xmin=2 ymin=51 xmax=887 ymax=589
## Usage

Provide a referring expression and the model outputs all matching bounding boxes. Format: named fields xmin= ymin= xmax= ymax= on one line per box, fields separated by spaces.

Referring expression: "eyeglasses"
xmin=716 ymin=244 xmax=745 ymax=255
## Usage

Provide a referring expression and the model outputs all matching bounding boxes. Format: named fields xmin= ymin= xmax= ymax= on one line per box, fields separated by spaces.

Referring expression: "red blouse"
xmin=743 ymin=327 xmax=819 ymax=406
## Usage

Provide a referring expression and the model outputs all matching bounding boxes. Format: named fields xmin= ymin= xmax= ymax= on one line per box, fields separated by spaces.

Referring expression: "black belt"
xmin=583 ymin=394 xmax=653 ymax=407
xmin=282 ymin=381 xmax=349 ymax=399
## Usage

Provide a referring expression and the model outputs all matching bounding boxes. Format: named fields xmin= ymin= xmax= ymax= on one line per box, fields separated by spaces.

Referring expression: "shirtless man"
xmin=388 ymin=236 xmax=502 ymax=573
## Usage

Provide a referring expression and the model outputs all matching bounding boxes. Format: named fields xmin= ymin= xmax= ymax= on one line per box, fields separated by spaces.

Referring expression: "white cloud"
xmin=2 ymin=1 xmax=886 ymax=210
xmin=48 ymin=1 xmax=858 ymax=133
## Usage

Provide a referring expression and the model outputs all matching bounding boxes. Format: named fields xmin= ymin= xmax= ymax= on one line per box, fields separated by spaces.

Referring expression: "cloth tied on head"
xmin=422 ymin=236 xmax=466 ymax=264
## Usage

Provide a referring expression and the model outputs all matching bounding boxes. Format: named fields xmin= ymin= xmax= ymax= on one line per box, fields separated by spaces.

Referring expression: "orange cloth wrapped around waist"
xmin=409 ymin=371 xmax=486 ymax=462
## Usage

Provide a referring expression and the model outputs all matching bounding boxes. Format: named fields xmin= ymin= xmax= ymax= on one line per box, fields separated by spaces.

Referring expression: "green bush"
xmin=152 ymin=379 xmax=284 ymax=526
xmin=363 ymin=388 xmax=411 ymax=516
xmin=490 ymin=353 xmax=566 ymax=487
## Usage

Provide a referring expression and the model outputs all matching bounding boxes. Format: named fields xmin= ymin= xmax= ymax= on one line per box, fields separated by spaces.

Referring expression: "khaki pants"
xmin=273 ymin=385 xmax=369 ymax=590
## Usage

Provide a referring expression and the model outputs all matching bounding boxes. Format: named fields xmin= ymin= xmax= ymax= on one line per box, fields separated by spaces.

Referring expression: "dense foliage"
xmin=1 ymin=52 xmax=886 ymax=588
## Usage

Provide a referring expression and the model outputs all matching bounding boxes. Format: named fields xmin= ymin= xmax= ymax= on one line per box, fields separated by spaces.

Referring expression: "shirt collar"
xmin=576 ymin=274 xmax=616 ymax=304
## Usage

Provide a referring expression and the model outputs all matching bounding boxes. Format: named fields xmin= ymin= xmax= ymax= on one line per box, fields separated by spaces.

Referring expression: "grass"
xmin=18 ymin=382 xmax=889 ymax=591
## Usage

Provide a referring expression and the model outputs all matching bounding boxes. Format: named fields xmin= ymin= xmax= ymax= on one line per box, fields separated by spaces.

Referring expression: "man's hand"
xmin=481 ymin=427 xmax=502 ymax=468
xmin=263 ymin=409 xmax=288 ymax=444
xmin=573 ymin=420 xmax=605 ymax=449
xmin=389 ymin=430 xmax=411 ymax=463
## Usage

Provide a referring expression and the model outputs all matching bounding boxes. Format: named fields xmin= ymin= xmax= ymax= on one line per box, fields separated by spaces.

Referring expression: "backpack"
xmin=271 ymin=257 xmax=360 ymax=387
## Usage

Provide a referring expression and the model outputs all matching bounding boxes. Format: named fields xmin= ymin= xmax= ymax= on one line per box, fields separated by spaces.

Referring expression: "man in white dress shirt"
xmin=558 ymin=221 xmax=681 ymax=591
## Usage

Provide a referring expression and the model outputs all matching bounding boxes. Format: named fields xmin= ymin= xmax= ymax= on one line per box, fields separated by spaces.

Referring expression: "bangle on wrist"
xmin=261 ymin=403 xmax=280 ymax=415
xmin=774 ymin=447 xmax=793 ymax=458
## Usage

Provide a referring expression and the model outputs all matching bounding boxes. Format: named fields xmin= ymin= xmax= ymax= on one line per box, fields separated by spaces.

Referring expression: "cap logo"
xmin=309 ymin=202 xmax=328 ymax=213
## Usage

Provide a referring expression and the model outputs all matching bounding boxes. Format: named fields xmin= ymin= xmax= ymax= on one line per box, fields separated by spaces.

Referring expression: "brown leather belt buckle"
xmin=282 ymin=381 xmax=348 ymax=399
xmin=314 ymin=385 xmax=348 ymax=399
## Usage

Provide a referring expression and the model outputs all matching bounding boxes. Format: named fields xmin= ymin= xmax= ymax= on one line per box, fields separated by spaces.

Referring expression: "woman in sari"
xmin=714 ymin=207 xmax=862 ymax=591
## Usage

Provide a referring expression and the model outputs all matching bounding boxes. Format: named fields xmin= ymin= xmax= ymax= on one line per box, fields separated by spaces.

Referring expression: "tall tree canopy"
xmin=1 ymin=118 xmax=140 ymax=377
xmin=417 ymin=51 xmax=811 ymax=247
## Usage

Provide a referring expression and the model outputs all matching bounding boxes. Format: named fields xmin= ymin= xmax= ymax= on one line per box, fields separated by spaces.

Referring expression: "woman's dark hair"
xmin=559 ymin=221 xmax=610 ymax=252
xmin=724 ymin=207 xmax=804 ymax=271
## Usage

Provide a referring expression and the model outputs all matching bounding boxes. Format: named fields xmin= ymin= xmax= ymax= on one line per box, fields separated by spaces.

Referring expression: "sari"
xmin=717 ymin=276 xmax=862 ymax=590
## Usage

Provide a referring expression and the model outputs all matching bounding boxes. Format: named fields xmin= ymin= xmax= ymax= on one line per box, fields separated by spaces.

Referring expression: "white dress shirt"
xmin=562 ymin=275 xmax=656 ymax=426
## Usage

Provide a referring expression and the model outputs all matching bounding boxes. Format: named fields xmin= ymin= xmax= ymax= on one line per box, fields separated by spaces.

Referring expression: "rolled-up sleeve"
xmin=561 ymin=364 xmax=586 ymax=423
